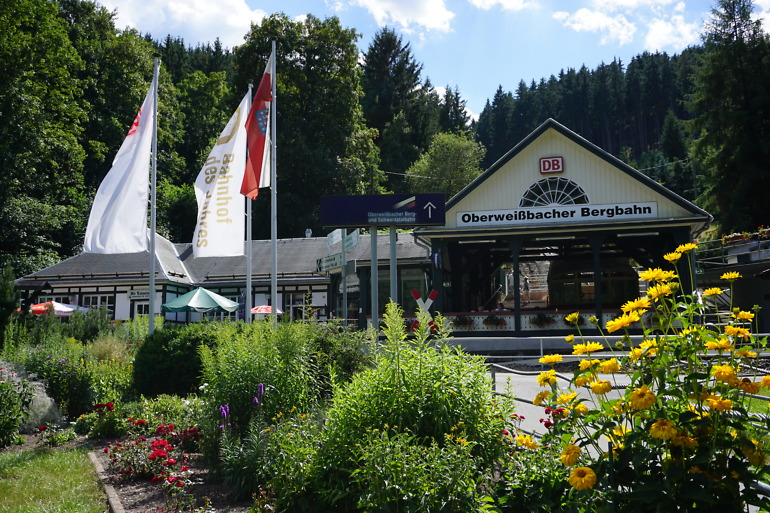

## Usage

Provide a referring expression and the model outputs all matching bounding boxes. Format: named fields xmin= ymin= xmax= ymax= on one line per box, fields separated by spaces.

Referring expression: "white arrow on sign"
xmin=424 ymin=201 xmax=436 ymax=218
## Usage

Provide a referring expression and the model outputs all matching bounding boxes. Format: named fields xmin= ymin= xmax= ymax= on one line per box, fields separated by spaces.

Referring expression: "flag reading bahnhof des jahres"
xmin=241 ymin=51 xmax=273 ymax=200
xmin=84 ymin=73 xmax=157 ymax=253
xmin=192 ymin=92 xmax=249 ymax=257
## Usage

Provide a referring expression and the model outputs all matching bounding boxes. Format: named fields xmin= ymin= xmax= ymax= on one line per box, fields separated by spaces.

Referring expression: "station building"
xmin=18 ymin=119 xmax=715 ymax=337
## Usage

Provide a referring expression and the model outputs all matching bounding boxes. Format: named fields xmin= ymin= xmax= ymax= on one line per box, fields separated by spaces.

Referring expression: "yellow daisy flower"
xmin=606 ymin=312 xmax=641 ymax=333
xmin=537 ymin=369 xmax=557 ymax=387
xmin=573 ymin=403 xmax=589 ymax=416
xmin=574 ymin=377 xmax=590 ymax=387
xmin=599 ymin=358 xmax=621 ymax=374
xmin=565 ymin=312 xmax=580 ymax=324
xmin=702 ymin=287 xmax=724 ymax=297
xmin=557 ymin=392 xmax=577 ymax=405
xmin=737 ymin=378 xmax=760 ymax=395
xmin=671 ymin=431 xmax=698 ymax=449
xmin=735 ymin=347 xmax=757 ymax=359
xmin=720 ymin=271 xmax=742 ymax=281
xmin=647 ymin=283 xmax=673 ymax=301
xmin=516 ymin=434 xmax=538 ymax=449
xmin=590 ymin=380 xmax=612 ymax=395
xmin=676 ymin=242 xmax=698 ymax=253
xmin=650 ymin=419 xmax=678 ymax=440
xmin=539 ymin=353 xmax=563 ymax=365
xmin=560 ymin=444 xmax=581 ymax=466
xmin=568 ymin=467 xmax=597 ymax=490
xmin=705 ymin=338 xmax=733 ymax=352
xmin=711 ymin=364 xmax=738 ymax=383
xmin=664 ymin=252 xmax=682 ymax=263
xmin=705 ymin=395 xmax=733 ymax=412
xmin=564 ymin=334 xmax=575 ymax=343
xmin=725 ymin=325 xmax=751 ymax=340
xmin=533 ymin=390 xmax=551 ymax=406
xmin=621 ymin=297 xmax=651 ymax=313
xmin=732 ymin=310 xmax=755 ymax=322
xmin=628 ymin=384 xmax=656 ymax=410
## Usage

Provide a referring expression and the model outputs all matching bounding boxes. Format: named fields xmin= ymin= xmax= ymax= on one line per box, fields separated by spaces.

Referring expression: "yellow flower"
xmin=568 ymin=467 xmax=597 ymax=490
xmin=590 ymin=380 xmax=612 ymax=395
xmin=606 ymin=311 xmax=641 ymax=333
xmin=676 ymin=242 xmax=698 ymax=253
xmin=735 ymin=347 xmax=757 ymax=359
xmin=560 ymin=444 xmax=582 ymax=466
xmin=557 ymin=392 xmax=577 ymax=405
xmin=533 ymin=390 xmax=551 ymax=406
xmin=760 ymin=376 xmax=770 ymax=389
xmin=705 ymin=338 xmax=733 ymax=352
xmin=725 ymin=325 xmax=751 ymax=340
xmin=599 ymin=358 xmax=621 ymax=374
xmin=711 ymin=364 xmax=738 ymax=383
xmin=628 ymin=384 xmax=657 ymax=410
xmin=639 ymin=267 xmax=666 ymax=282
xmin=565 ymin=312 xmax=580 ymax=324
xmin=628 ymin=347 xmax=644 ymax=361
xmin=671 ymin=431 xmax=698 ymax=449
xmin=574 ymin=377 xmax=590 ymax=387
xmin=732 ymin=310 xmax=755 ymax=321
xmin=705 ymin=395 xmax=733 ymax=412
xmin=650 ymin=419 xmax=678 ymax=440
xmin=539 ymin=353 xmax=563 ymax=365
xmin=647 ymin=283 xmax=673 ymax=301
xmin=743 ymin=446 xmax=766 ymax=467
xmin=573 ymin=403 xmax=589 ymax=416
xmin=737 ymin=378 xmax=761 ymax=395
xmin=720 ymin=271 xmax=742 ymax=281
xmin=537 ymin=369 xmax=557 ymax=387
xmin=572 ymin=342 xmax=603 ymax=355
xmin=579 ymin=359 xmax=600 ymax=370
xmin=565 ymin=334 xmax=575 ymax=343
xmin=703 ymin=287 xmax=724 ymax=297
xmin=621 ymin=297 xmax=651 ymax=313
xmin=516 ymin=434 xmax=538 ymax=449
xmin=664 ymin=252 xmax=682 ymax=263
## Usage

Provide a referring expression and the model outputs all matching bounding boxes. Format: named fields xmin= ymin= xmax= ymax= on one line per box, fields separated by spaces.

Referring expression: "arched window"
xmin=519 ymin=177 xmax=589 ymax=207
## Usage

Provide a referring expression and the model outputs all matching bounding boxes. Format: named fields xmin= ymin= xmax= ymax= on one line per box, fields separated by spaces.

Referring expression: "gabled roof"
xmin=418 ymin=118 xmax=711 ymax=237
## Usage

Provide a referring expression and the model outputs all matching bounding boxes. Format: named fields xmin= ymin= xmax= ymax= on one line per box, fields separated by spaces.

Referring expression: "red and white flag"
xmin=84 ymin=73 xmax=157 ymax=253
xmin=241 ymin=50 xmax=274 ymax=200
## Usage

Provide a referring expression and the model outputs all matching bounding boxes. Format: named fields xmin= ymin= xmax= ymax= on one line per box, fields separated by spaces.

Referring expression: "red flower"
xmin=38 ymin=425 xmax=46 ymax=432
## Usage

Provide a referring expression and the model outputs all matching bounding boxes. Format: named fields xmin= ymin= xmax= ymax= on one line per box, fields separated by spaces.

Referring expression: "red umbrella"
xmin=250 ymin=305 xmax=283 ymax=314
xmin=28 ymin=301 xmax=89 ymax=316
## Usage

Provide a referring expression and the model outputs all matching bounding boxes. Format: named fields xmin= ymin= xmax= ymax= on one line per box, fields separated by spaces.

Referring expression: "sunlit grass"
xmin=0 ymin=448 xmax=106 ymax=513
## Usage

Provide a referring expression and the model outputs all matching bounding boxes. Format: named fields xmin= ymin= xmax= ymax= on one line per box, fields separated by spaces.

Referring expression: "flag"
xmin=241 ymin=50 xmax=274 ymax=200
xmin=83 ymin=74 xmax=157 ymax=253
xmin=192 ymin=92 xmax=249 ymax=257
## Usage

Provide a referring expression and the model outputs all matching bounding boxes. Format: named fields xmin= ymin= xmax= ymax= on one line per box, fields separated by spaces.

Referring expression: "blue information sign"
xmin=321 ymin=194 xmax=446 ymax=228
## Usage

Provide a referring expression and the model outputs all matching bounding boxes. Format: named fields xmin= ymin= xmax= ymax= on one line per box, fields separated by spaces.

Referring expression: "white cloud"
xmin=101 ymin=0 xmax=267 ymax=48
xmin=467 ymin=0 xmax=535 ymax=11
xmin=754 ymin=0 xmax=770 ymax=27
xmin=590 ymin=0 xmax=676 ymax=11
xmin=352 ymin=0 xmax=455 ymax=32
xmin=553 ymin=8 xmax=637 ymax=45
xmin=644 ymin=13 xmax=700 ymax=51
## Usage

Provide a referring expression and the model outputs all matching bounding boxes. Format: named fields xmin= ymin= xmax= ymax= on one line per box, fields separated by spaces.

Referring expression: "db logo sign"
xmin=540 ymin=156 xmax=564 ymax=174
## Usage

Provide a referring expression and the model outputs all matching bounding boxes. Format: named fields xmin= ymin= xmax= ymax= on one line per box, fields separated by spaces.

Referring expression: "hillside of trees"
xmin=1 ymin=0 xmax=769 ymax=277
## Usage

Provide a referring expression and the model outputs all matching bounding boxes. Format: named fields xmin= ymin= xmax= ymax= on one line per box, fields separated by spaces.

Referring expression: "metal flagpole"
xmin=149 ymin=56 xmax=160 ymax=335
xmin=270 ymin=40 xmax=278 ymax=326
xmin=245 ymin=82 xmax=253 ymax=322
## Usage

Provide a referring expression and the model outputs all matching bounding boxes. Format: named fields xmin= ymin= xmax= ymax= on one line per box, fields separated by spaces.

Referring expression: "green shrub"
xmin=133 ymin=322 xmax=233 ymax=397
xmin=352 ymin=429 xmax=485 ymax=513
xmin=0 ymin=367 xmax=32 ymax=448
xmin=311 ymin=303 xmax=513 ymax=510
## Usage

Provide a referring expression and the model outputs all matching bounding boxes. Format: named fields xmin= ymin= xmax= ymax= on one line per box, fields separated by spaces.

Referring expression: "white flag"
xmin=84 ymin=74 xmax=157 ymax=253
xmin=192 ymin=92 xmax=249 ymax=257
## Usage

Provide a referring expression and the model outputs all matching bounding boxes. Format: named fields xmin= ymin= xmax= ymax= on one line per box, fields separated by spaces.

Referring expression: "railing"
xmin=696 ymin=232 xmax=770 ymax=270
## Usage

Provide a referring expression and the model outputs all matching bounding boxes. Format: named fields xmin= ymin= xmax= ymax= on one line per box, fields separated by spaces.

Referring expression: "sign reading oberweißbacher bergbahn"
xmin=321 ymin=194 xmax=446 ymax=228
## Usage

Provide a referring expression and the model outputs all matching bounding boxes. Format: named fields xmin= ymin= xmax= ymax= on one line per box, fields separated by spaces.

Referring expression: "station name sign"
xmin=321 ymin=193 xmax=445 ymax=228
xmin=457 ymin=202 xmax=658 ymax=227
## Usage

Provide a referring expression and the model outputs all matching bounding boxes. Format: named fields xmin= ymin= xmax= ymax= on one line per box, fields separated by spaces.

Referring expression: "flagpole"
xmin=245 ymin=82 xmax=254 ymax=323
xmin=270 ymin=40 xmax=278 ymax=327
xmin=149 ymin=56 xmax=160 ymax=335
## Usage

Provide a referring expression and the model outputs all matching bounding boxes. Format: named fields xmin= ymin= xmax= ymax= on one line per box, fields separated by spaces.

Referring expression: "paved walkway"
xmin=488 ymin=360 xmax=631 ymax=436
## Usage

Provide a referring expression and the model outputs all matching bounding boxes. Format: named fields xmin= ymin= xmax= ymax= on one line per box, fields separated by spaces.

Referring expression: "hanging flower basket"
xmin=451 ymin=315 xmax=474 ymax=328
xmin=483 ymin=315 xmax=506 ymax=327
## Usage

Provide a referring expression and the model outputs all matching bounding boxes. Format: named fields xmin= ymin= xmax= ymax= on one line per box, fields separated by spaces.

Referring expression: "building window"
xmin=38 ymin=295 xmax=72 ymax=304
xmin=82 ymin=294 xmax=115 ymax=316
xmin=135 ymin=302 xmax=150 ymax=316
xmin=519 ymin=177 xmax=589 ymax=207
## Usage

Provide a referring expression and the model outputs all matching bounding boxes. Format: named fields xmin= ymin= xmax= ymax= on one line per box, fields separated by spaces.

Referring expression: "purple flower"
xmin=257 ymin=383 xmax=264 ymax=398
xmin=252 ymin=396 xmax=259 ymax=405
xmin=219 ymin=404 xmax=229 ymax=418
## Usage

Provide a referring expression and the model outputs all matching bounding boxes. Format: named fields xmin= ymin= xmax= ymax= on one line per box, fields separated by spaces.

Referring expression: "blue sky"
xmin=100 ymin=0 xmax=770 ymax=118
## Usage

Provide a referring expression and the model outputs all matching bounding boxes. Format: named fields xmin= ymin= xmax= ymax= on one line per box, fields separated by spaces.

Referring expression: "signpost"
xmin=321 ymin=194 xmax=446 ymax=332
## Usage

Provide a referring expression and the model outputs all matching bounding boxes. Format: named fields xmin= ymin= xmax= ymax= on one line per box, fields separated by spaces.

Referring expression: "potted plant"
xmin=483 ymin=315 xmax=506 ymax=327
xmin=451 ymin=315 xmax=474 ymax=328
xmin=532 ymin=313 xmax=556 ymax=328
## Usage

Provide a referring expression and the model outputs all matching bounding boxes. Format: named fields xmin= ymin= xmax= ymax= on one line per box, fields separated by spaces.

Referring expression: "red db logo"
xmin=540 ymin=156 xmax=563 ymax=174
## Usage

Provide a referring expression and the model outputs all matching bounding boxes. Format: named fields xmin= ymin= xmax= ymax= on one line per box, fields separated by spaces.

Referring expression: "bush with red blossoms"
xmin=104 ymin=434 xmax=193 ymax=503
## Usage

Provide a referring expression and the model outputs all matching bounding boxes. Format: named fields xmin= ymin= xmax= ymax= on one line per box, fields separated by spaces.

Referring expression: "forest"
xmin=1 ymin=0 xmax=769 ymax=277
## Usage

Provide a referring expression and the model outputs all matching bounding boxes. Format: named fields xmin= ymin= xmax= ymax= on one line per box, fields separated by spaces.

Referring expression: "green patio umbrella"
xmin=161 ymin=287 xmax=239 ymax=313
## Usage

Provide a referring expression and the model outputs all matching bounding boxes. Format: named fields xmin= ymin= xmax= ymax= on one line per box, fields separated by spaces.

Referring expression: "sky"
xmin=99 ymin=0 xmax=770 ymax=119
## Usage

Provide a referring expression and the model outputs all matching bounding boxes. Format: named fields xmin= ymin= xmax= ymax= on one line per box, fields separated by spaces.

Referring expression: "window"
xmin=135 ymin=302 xmax=150 ymax=316
xmin=519 ymin=177 xmax=589 ymax=207
xmin=38 ymin=295 xmax=72 ymax=304
xmin=82 ymin=294 xmax=115 ymax=316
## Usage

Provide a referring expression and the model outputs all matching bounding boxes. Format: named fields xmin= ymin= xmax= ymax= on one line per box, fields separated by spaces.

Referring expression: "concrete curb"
xmin=88 ymin=451 xmax=126 ymax=513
